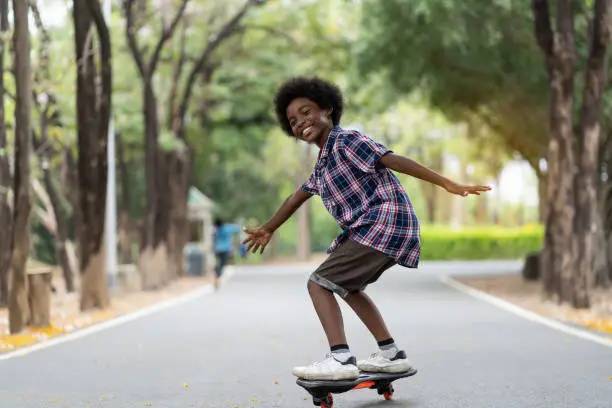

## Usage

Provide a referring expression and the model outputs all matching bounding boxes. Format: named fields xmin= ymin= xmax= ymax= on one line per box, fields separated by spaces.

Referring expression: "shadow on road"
xmin=352 ymin=397 xmax=423 ymax=408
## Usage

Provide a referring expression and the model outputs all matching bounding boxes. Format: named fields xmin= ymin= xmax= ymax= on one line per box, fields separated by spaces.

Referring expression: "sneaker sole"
xmin=292 ymin=369 xmax=360 ymax=381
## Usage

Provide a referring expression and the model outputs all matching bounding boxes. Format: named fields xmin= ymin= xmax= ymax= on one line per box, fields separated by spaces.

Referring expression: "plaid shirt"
xmin=301 ymin=126 xmax=421 ymax=268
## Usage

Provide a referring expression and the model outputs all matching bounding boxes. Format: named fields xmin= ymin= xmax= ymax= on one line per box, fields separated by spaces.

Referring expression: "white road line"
xmin=439 ymin=275 xmax=612 ymax=349
xmin=0 ymin=267 xmax=237 ymax=361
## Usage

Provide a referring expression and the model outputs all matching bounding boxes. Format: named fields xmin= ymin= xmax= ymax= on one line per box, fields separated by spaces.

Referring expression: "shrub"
xmin=419 ymin=225 xmax=543 ymax=260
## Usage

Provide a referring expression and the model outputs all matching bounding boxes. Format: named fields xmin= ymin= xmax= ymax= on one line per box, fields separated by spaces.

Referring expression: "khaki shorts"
xmin=309 ymin=239 xmax=396 ymax=298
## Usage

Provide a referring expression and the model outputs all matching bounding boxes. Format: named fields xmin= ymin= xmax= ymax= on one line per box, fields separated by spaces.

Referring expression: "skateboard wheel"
xmin=319 ymin=393 xmax=333 ymax=408
xmin=378 ymin=383 xmax=394 ymax=399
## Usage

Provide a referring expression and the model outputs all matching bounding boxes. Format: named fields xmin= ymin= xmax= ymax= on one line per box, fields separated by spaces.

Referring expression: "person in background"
xmin=213 ymin=217 xmax=241 ymax=289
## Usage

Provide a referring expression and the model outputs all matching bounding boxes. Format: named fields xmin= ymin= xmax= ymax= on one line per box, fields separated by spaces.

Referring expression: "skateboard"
xmin=296 ymin=368 xmax=418 ymax=407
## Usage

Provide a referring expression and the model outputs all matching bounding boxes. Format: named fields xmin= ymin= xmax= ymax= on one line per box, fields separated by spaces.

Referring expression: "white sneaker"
xmin=292 ymin=353 xmax=360 ymax=380
xmin=357 ymin=350 xmax=412 ymax=373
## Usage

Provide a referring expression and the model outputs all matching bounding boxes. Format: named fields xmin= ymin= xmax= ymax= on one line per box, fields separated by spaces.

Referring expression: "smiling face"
xmin=286 ymin=97 xmax=333 ymax=146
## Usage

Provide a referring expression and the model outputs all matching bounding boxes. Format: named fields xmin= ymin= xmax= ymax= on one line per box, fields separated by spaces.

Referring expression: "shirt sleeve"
xmin=341 ymin=131 xmax=392 ymax=174
xmin=300 ymin=172 xmax=319 ymax=196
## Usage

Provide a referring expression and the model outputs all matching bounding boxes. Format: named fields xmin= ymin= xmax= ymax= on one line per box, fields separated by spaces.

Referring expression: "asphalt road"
xmin=0 ymin=260 xmax=610 ymax=408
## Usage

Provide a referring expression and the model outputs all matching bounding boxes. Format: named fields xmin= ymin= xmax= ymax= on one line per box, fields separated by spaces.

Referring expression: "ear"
xmin=327 ymin=107 xmax=333 ymax=117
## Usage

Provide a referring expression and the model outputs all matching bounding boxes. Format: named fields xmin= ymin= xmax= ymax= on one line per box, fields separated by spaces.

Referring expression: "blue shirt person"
xmin=213 ymin=218 xmax=241 ymax=287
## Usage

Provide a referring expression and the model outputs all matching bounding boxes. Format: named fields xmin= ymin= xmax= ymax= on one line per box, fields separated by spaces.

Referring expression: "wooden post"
xmin=27 ymin=266 xmax=52 ymax=327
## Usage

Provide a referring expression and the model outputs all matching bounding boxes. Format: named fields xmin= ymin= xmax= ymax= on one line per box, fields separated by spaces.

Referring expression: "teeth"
xmin=303 ymin=126 xmax=312 ymax=137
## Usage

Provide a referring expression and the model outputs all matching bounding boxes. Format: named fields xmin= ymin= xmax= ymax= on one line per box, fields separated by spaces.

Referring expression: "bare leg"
xmin=344 ymin=291 xmax=392 ymax=342
xmin=307 ymin=280 xmax=347 ymax=346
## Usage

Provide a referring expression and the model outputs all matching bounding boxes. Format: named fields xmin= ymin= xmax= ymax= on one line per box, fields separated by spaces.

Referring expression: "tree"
xmin=8 ymin=0 xmax=32 ymax=333
xmin=123 ymin=0 xmax=189 ymax=289
xmin=354 ymin=0 xmax=549 ymax=218
xmin=166 ymin=0 xmax=266 ymax=276
xmin=532 ymin=0 xmax=612 ymax=307
xmin=31 ymin=1 xmax=75 ymax=293
xmin=353 ymin=0 xmax=612 ymax=299
xmin=0 ymin=0 xmax=10 ymax=307
xmin=73 ymin=0 xmax=113 ymax=310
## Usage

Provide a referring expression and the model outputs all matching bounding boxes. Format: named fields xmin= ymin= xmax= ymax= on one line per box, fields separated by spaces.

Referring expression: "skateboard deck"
xmin=296 ymin=368 xmax=417 ymax=407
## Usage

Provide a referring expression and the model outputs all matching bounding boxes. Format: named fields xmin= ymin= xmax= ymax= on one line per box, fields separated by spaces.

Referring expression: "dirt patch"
xmin=0 ymin=274 xmax=213 ymax=352
xmin=455 ymin=273 xmax=612 ymax=334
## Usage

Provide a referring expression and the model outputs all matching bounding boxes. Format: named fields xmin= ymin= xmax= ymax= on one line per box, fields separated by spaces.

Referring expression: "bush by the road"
xmin=420 ymin=225 xmax=543 ymax=260
xmin=246 ymin=223 xmax=543 ymax=263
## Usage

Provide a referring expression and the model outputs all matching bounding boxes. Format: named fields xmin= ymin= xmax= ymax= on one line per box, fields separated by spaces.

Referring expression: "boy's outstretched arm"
xmin=379 ymin=153 xmax=491 ymax=196
xmin=242 ymin=188 xmax=312 ymax=254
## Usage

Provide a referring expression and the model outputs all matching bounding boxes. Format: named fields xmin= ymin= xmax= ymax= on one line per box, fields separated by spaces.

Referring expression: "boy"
xmin=242 ymin=77 xmax=490 ymax=381
xmin=213 ymin=217 xmax=241 ymax=289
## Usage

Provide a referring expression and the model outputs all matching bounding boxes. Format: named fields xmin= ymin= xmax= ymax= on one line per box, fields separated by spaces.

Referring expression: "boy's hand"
xmin=444 ymin=181 xmax=492 ymax=197
xmin=241 ymin=226 xmax=273 ymax=254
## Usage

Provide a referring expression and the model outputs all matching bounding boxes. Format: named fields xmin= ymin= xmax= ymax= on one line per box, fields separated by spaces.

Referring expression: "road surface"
xmin=0 ymin=260 xmax=610 ymax=408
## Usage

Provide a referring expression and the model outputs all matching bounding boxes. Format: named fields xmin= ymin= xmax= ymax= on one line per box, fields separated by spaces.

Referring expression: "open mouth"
xmin=301 ymin=125 xmax=313 ymax=139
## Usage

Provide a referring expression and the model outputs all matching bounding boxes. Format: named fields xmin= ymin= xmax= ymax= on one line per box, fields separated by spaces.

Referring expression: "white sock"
xmin=331 ymin=345 xmax=352 ymax=363
xmin=379 ymin=340 xmax=399 ymax=358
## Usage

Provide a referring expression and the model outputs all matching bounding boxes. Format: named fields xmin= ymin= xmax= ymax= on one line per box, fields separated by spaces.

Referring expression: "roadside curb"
xmin=439 ymin=274 xmax=612 ymax=349
xmin=0 ymin=266 xmax=236 ymax=361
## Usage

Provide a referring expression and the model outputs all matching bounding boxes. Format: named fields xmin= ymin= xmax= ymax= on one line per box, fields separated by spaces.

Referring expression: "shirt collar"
xmin=318 ymin=125 xmax=341 ymax=162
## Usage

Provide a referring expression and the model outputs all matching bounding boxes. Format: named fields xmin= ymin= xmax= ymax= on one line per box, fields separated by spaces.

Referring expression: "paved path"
xmin=0 ymin=261 xmax=610 ymax=408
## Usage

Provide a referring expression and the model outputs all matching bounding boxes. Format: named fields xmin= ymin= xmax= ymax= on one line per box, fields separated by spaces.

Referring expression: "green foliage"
xmin=354 ymin=0 xmax=550 ymax=165
xmin=19 ymin=0 xmax=542 ymax=265
xmin=420 ymin=225 xmax=543 ymax=260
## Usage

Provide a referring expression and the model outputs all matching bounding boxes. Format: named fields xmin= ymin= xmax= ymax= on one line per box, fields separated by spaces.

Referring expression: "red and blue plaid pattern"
xmin=301 ymin=126 xmax=421 ymax=268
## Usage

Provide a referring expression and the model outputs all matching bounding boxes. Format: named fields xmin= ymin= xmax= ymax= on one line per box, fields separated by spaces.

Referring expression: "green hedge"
xmin=419 ymin=225 xmax=543 ymax=260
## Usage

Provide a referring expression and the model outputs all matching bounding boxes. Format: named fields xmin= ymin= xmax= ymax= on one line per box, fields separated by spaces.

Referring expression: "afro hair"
xmin=273 ymin=76 xmax=344 ymax=137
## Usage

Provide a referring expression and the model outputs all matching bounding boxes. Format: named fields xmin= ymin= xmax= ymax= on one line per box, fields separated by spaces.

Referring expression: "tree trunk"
xmin=548 ymin=60 xmax=577 ymax=305
xmin=63 ymin=148 xmax=81 ymax=261
xmin=44 ymin=162 xmax=75 ymax=292
xmin=32 ymin=132 xmax=76 ymax=293
xmin=73 ymin=0 xmax=112 ymax=310
xmin=155 ymin=150 xmax=172 ymax=285
xmin=572 ymin=0 xmax=611 ymax=306
xmin=123 ymin=0 xmax=188 ymax=290
xmin=8 ymin=0 xmax=32 ymax=334
xmin=139 ymin=81 xmax=170 ymax=290
xmin=0 ymin=0 xmax=10 ymax=308
xmin=167 ymin=151 xmax=190 ymax=279
xmin=116 ymin=132 xmax=134 ymax=264
xmin=537 ymin=170 xmax=548 ymax=223
xmin=593 ymin=211 xmax=609 ymax=288
xmin=532 ymin=0 xmax=578 ymax=305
